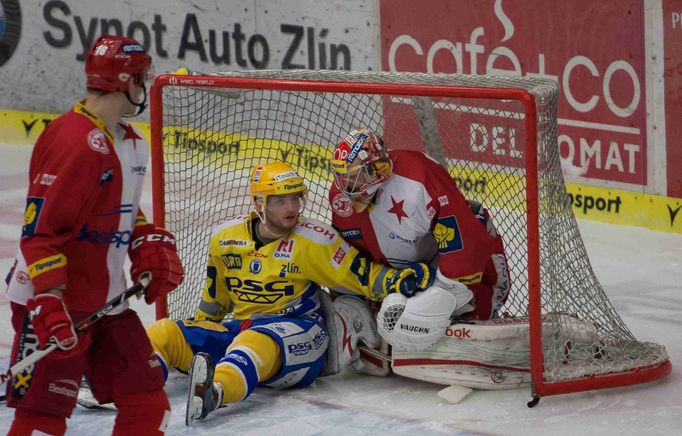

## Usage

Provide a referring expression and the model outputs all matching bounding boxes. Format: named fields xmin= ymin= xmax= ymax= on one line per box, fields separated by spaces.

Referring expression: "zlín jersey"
xmin=195 ymin=212 xmax=399 ymax=321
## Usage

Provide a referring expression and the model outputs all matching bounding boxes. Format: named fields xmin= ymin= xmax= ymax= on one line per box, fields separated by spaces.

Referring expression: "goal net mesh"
xmin=153 ymin=70 xmax=668 ymax=386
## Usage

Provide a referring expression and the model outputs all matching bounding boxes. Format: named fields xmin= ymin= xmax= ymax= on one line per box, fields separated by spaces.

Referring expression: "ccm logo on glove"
xmin=131 ymin=233 xmax=176 ymax=249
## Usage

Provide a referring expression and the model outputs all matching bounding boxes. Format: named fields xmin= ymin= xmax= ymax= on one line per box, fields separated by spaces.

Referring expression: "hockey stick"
xmin=0 ymin=272 xmax=152 ymax=388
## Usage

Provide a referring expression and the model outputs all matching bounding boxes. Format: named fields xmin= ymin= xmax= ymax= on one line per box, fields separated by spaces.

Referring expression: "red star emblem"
xmin=119 ymin=123 xmax=142 ymax=147
xmin=387 ymin=196 xmax=408 ymax=224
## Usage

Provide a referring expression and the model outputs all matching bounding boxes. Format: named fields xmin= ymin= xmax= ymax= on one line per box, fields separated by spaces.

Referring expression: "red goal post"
xmin=149 ymin=70 xmax=670 ymax=402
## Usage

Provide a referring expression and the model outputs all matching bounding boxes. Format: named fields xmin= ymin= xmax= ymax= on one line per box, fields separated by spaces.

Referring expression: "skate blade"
xmin=77 ymin=386 xmax=117 ymax=411
xmin=185 ymin=355 xmax=209 ymax=426
xmin=185 ymin=396 xmax=204 ymax=425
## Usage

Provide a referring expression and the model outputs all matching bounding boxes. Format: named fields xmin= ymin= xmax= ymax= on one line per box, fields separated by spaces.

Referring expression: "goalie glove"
xmin=377 ymin=285 xmax=456 ymax=350
xmin=26 ymin=293 xmax=91 ymax=357
xmin=129 ymin=224 xmax=184 ymax=304
xmin=319 ymin=292 xmax=381 ymax=376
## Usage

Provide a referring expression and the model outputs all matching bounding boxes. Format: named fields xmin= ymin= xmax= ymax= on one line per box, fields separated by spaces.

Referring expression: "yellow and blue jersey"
xmin=195 ymin=212 xmax=397 ymax=321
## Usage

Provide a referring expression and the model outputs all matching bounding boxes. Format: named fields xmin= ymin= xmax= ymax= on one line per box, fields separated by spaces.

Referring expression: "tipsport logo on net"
xmin=0 ymin=0 xmax=21 ymax=67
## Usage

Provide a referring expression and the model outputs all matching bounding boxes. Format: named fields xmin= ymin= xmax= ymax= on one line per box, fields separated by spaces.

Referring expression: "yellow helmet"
xmin=250 ymin=162 xmax=307 ymax=199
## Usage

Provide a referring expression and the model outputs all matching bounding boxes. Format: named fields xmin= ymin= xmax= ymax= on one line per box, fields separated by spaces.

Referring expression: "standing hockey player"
xmin=4 ymin=35 xmax=183 ymax=435
xmin=329 ymin=128 xmax=510 ymax=352
xmin=146 ymin=162 xmax=433 ymax=424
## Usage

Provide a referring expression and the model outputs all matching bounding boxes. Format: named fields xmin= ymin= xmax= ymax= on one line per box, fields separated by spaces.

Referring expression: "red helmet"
xmin=85 ymin=35 xmax=152 ymax=93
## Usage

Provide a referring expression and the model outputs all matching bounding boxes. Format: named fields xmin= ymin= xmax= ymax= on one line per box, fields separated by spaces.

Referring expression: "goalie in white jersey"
xmin=146 ymin=161 xmax=433 ymax=424
xmin=329 ymin=128 xmax=518 ymax=390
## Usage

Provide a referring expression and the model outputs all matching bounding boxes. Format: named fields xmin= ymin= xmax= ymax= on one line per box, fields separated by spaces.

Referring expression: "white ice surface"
xmin=0 ymin=144 xmax=680 ymax=435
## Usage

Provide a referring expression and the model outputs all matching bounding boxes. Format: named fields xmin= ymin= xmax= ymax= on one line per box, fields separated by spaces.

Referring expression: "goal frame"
xmin=149 ymin=73 xmax=671 ymax=402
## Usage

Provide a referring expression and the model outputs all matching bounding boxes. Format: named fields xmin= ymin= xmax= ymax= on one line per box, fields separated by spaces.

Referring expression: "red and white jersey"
xmin=5 ymin=102 xmax=149 ymax=314
xmin=330 ymin=150 xmax=509 ymax=319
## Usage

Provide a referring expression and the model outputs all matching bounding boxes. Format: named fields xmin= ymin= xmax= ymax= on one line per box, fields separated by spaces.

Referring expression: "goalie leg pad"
xmin=391 ymin=316 xmax=533 ymax=389
xmin=393 ymin=362 xmax=531 ymax=390
xmin=319 ymin=292 xmax=380 ymax=376
xmin=390 ymin=314 xmax=599 ymax=389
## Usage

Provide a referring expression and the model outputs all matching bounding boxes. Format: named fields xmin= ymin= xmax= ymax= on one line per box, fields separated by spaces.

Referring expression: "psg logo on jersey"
xmin=332 ymin=192 xmax=353 ymax=217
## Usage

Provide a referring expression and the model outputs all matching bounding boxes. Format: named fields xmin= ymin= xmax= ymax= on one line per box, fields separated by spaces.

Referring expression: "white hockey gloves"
xmin=377 ymin=270 xmax=475 ymax=350
xmin=377 ymin=286 xmax=455 ymax=350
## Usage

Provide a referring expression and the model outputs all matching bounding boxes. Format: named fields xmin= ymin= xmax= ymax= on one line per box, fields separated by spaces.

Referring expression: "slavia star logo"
xmin=387 ymin=196 xmax=408 ymax=224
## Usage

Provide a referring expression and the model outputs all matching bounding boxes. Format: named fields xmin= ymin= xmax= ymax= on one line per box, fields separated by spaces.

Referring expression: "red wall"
xmin=381 ymin=0 xmax=649 ymax=186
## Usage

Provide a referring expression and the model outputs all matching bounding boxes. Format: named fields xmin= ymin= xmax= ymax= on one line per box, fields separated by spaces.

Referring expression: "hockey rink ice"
xmin=0 ymin=143 xmax=680 ymax=435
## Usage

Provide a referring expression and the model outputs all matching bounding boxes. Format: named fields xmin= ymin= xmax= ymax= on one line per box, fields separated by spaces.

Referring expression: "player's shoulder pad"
xmin=294 ymin=217 xmax=339 ymax=245
xmin=210 ymin=214 xmax=248 ymax=238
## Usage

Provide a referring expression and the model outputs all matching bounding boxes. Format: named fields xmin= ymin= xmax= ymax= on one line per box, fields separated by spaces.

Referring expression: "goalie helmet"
xmin=85 ymin=35 xmax=152 ymax=93
xmin=249 ymin=161 xmax=307 ymax=201
xmin=331 ymin=128 xmax=392 ymax=203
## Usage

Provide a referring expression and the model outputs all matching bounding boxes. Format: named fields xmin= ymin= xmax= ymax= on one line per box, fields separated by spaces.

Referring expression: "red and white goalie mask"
xmin=331 ymin=128 xmax=393 ymax=203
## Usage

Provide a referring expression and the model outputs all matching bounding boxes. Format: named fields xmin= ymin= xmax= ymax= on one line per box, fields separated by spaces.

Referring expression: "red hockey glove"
xmin=26 ymin=293 xmax=90 ymax=357
xmin=129 ymin=224 xmax=184 ymax=304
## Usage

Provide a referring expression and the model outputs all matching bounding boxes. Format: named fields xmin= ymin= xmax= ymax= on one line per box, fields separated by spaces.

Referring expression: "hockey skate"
xmin=185 ymin=352 xmax=223 ymax=425
xmin=77 ymin=379 xmax=116 ymax=411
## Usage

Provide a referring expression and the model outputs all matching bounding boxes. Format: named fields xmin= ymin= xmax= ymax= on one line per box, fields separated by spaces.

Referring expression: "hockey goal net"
xmin=149 ymin=70 xmax=670 ymax=400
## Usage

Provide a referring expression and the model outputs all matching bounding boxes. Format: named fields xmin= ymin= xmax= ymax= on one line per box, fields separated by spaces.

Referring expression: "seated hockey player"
xmin=328 ymin=128 xmax=511 ymax=374
xmin=146 ymin=161 xmax=435 ymax=424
